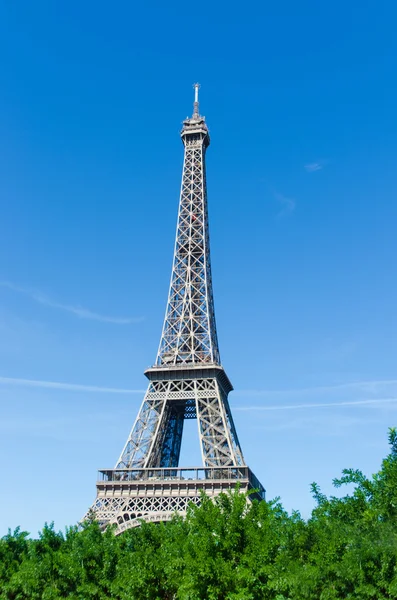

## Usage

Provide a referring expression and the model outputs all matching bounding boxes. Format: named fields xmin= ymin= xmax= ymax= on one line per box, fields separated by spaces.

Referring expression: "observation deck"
xmin=145 ymin=363 xmax=233 ymax=395
xmin=94 ymin=467 xmax=265 ymax=533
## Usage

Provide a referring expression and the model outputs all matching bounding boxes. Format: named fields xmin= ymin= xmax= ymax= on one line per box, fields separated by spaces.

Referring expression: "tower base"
xmin=90 ymin=466 xmax=265 ymax=534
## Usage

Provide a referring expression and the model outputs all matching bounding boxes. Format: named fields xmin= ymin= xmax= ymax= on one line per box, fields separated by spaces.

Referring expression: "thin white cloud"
xmin=0 ymin=281 xmax=143 ymax=324
xmin=0 ymin=376 xmax=144 ymax=394
xmin=234 ymin=398 xmax=397 ymax=412
xmin=275 ymin=192 xmax=296 ymax=217
xmin=2 ymin=375 xmax=397 ymax=409
xmin=234 ymin=379 xmax=397 ymax=397
xmin=304 ymin=159 xmax=329 ymax=173
xmin=304 ymin=163 xmax=323 ymax=172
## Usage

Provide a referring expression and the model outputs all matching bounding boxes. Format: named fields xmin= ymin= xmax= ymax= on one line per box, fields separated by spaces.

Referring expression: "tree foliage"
xmin=1 ymin=429 xmax=397 ymax=599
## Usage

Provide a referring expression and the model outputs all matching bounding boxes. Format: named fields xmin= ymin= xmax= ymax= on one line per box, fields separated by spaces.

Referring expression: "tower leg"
xmin=87 ymin=373 xmax=262 ymax=533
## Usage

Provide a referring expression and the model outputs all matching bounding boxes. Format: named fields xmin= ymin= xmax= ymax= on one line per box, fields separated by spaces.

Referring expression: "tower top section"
xmin=181 ymin=83 xmax=209 ymax=145
xmin=156 ymin=83 xmax=218 ymax=367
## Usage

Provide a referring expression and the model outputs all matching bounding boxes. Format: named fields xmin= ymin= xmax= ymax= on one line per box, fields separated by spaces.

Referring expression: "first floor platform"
xmin=89 ymin=466 xmax=265 ymax=534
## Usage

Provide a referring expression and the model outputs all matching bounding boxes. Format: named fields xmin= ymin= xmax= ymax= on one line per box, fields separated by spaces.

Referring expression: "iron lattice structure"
xmin=88 ymin=86 xmax=265 ymax=532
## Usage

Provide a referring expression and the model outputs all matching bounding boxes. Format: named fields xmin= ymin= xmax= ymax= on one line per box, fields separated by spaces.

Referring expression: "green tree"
xmin=1 ymin=429 xmax=397 ymax=600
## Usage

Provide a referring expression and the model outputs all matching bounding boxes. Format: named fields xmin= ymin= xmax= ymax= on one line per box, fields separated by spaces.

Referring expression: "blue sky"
xmin=0 ymin=0 xmax=397 ymax=535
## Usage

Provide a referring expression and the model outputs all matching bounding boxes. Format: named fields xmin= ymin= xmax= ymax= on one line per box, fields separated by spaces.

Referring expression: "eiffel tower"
xmin=89 ymin=85 xmax=265 ymax=533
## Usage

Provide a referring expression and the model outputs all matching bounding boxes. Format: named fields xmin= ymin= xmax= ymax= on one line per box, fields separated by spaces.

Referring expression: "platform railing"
xmin=97 ymin=466 xmax=265 ymax=499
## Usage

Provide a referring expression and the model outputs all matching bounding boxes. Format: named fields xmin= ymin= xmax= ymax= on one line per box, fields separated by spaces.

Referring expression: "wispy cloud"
xmin=234 ymin=397 xmax=397 ymax=412
xmin=233 ymin=379 xmax=397 ymax=398
xmin=0 ymin=375 xmax=144 ymax=394
xmin=2 ymin=375 xmax=397 ymax=413
xmin=274 ymin=192 xmax=296 ymax=217
xmin=0 ymin=411 xmax=135 ymax=441
xmin=247 ymin=412 xmax=387 ymax=439
xmin=304 ymin=159 xmax=328 ymax=173
xmin=232 ymin=379 xmax=397 ymax=414
xmin=0 ymin=281 xmax=143 ymax=324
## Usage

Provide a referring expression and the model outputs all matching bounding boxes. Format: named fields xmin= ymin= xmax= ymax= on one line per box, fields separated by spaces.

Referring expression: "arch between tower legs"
xmin=87 ymin=368 xmax=265 ymax=533
xmin=113 ymin=366 xmax=245 ymax=472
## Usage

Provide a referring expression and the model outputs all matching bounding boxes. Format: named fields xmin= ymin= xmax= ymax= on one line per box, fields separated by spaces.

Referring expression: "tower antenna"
xmin=193 ymin=82 xmax=200 ymax=118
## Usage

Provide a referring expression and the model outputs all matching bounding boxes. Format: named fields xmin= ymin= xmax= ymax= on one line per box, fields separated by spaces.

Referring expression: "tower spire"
xmin=193 ymin=82 xmax=200 ymax=118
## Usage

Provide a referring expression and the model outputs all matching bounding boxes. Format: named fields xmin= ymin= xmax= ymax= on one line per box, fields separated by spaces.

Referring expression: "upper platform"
xmin=180 ymin=83 xmax=210 ymax=146
xmin=181 ymin=115 xmax=210 ymax=144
